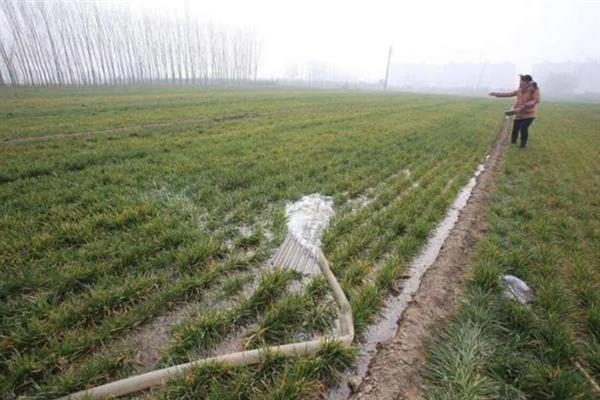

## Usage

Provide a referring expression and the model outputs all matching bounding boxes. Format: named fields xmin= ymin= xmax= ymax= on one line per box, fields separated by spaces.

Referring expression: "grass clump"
xmin=159 ymin=340 xmax=355 ymax=400
xmin=165 ymin=269 xmax=296 ymax=363
xmin=244 ymin=277 xmax=337 ymax=348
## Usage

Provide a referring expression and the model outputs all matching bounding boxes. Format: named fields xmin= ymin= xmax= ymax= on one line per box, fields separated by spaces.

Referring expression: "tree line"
xmin=0 ymin=1 xmax=260 ymax=86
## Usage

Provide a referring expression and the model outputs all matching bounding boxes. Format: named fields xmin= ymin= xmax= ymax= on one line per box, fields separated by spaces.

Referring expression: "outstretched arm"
xmin=489 ymin=90 xmax=518 ymax=98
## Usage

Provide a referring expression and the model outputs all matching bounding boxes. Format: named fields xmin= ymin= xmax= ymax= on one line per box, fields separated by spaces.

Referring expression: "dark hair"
xmin=520 ymin=74 xmax=533 ymax=82
xmin=520 ymin=74 xmax=538 ymax=90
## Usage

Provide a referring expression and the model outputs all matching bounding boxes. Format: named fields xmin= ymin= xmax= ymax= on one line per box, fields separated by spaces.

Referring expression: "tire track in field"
xmin=1 ymin=112 xmax=260 ymax=145
xmin=346 ymin=117 xmax=511 ymax=400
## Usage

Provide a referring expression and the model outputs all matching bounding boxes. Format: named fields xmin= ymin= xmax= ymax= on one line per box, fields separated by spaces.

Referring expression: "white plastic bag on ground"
xmin=502 ymin=275 xmax=534 ymax=304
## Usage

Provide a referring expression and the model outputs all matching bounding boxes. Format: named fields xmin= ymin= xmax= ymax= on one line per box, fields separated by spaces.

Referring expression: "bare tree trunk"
xmin=0 ymin=42 xmax=17 ymax=86
xmin=20 ymin=2 xmax=52 ymax=85
xmin=57 ymin=4 xmax=75 ymax=85
xmin=2 ymin=1 xmax=31 ymax=85
xmin=176 ymin=22 xmax=183 ymax=83
xmin=38 ymin=2 xmax=64 ymax=85
xmin=168 ymin=26 xmax=176 ymax=84
xmin=92 ymin=4 xmax=109 ymax=84
xmin=0 ymin=12 xmax=18 ymax=86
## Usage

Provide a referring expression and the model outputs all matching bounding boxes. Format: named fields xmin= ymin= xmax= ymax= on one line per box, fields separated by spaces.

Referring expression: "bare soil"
xmin=349 ymin=118 xmax=511 ymax=400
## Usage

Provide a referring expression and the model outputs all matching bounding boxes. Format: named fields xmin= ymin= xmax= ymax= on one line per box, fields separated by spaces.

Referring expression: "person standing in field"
xmin=489 ymin=74 xmax=541 ymax=148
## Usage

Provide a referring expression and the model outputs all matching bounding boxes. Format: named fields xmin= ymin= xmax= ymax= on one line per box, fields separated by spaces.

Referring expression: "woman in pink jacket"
xmin=490 ymin=74 xmax=541 ymax=148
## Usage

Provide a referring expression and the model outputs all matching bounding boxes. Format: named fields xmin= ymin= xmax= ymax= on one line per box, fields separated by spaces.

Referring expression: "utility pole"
xmin=384 ymin=45 xmax=392 ymax=91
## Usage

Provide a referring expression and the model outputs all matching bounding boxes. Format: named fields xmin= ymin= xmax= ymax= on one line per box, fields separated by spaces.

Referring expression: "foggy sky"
xmin=126 ymin=0 xmax=600 ymax=82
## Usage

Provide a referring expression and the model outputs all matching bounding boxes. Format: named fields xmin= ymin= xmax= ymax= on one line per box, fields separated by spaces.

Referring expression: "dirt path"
xmin=349 ymin=118 xmax=511 ymax=400
xmin=2 ymin=112 xmax=258 ymax=145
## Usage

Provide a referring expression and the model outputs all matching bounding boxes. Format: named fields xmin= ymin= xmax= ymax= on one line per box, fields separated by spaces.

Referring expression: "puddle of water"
xmin=285 ymin=193 xmax=335 ymax=256
xmin=145 ymin=185 xmax=209 ymax=231
xmin=238 ymin=224 xmax=254 ymax=237
xmin=202 ymin=325 xmax=250 ymax=358
xmin=346 ymin=170 xmax=415 ymax=213
xmin=348 ymin=194 xmax=372 ymax=211
xmin=270 ymin=194 xmax=335 ymax=278
xmin=327 ymin=159 xmax=488 ymax=399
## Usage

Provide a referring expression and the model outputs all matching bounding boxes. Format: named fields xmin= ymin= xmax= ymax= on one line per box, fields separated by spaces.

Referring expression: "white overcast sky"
xmin=125 ymin=0 xmax=600 ymax=81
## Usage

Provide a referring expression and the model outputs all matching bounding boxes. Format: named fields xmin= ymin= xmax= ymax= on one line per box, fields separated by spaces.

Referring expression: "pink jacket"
xmin=494 ymin=84 xmax=540 ymax=119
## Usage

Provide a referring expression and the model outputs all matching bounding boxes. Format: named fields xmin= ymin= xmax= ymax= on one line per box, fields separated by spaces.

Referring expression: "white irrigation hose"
xmin=58 ymin=251 xmax=354 ymax=400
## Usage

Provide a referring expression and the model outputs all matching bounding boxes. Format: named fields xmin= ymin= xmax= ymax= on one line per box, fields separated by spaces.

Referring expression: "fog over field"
xmin=132 ymin=0 xmax=600 ymax=95
xmin=1 ymin=0 xmax=599 ymax=96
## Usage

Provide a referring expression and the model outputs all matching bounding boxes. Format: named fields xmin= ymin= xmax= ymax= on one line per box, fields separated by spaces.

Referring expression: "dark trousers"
xmin=512 ymin=118 xmax=535 ymax=147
